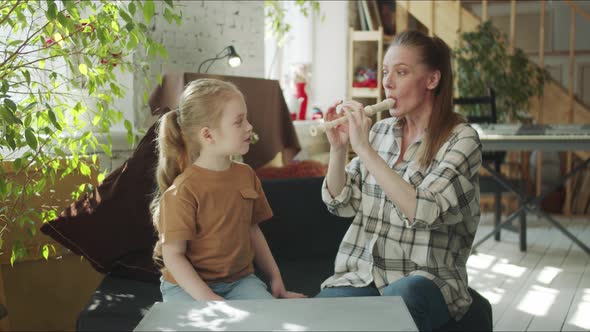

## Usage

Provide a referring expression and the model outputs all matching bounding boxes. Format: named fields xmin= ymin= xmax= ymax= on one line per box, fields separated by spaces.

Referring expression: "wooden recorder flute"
xmin=309 ymin=99 xmax=396 ymax=136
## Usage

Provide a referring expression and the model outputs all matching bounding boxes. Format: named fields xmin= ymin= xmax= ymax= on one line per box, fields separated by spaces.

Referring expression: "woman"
xmin=317 ymin=30 xmax=482 ymax=331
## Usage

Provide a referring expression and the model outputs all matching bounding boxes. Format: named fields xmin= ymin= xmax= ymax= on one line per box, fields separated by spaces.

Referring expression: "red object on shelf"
xmin=295 ymin=82 xmax=308 ymax=120
xmin=352 ymin=79 xmax=378 ymax=88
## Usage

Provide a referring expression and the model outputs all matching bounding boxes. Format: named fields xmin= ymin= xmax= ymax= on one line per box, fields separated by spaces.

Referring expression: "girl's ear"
xmin=200 ymin=127 xmax=214 ymax=144
xmin=426 ymin=69 xmax=441 ymax=91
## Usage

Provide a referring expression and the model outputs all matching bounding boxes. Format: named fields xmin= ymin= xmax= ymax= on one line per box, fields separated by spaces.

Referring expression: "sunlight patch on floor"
xmin=567 ymin=299 xmax=590 ymax=330
xmin=467 ymin=253 xmax=497 ymax=270
xmin=478 ymin=288 xmax=505 ymax=305
xmin=516 ymin=285 xmax=558 ymax=316
xmin=536 ymin=266 xmax=562 ymax=285
xmin=491 ymin=262 xmax=527 ymax=278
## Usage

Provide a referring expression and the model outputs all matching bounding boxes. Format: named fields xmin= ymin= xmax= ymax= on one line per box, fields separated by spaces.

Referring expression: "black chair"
xmin=454 ymin=88 xmax=527 ymax=250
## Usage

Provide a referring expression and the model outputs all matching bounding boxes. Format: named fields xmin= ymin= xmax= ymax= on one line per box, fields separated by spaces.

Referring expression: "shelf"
xmin=351 ymin=87 xmax=380 ymax=98
xmin=351 ymin=30 xmax=383 ymax=41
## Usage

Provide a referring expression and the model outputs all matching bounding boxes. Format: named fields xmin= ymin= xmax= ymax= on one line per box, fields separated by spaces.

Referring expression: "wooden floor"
xmin=469 ymin=212 xmax=590 ymax=331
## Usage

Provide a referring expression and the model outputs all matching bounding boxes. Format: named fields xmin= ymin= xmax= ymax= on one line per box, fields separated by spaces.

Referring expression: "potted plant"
xmin=0 ymin=0 xmax=182 ymax=265
xmin=454 ymin=20 xmax=549 ymax=122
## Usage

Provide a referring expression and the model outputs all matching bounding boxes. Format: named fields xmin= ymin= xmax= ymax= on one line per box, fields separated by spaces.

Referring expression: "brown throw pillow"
xmin=39 ymin=110 xmax=168 ymax=283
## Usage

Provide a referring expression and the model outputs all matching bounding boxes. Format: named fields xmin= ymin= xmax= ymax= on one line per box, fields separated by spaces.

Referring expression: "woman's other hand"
xmin=324 ymin=100 xmax=349 ymax=151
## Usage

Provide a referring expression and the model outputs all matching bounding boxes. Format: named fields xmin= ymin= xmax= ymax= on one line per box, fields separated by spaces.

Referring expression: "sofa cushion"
xmin=40 ymin=119 xmax=163 ymax=282
xmin=262 ymin=259 xmax=336 ymax=297
xmin=259 ymin=177 xmax=352 ymax=261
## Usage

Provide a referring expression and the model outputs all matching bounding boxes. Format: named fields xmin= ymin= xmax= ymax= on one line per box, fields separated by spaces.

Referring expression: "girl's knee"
xmin=226 ymin=275 xmax=273 ymax=300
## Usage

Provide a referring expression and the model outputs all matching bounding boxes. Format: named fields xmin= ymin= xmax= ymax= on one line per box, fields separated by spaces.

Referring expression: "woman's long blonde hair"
xmin=150 ymin=78 xmax=243 ymax=261
xmin=390 ymin=30 xmax=466 ymax=168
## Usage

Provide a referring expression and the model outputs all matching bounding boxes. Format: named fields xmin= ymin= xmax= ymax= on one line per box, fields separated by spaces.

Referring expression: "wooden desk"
xmin=134 ymin=296 xmax=417 ymax=331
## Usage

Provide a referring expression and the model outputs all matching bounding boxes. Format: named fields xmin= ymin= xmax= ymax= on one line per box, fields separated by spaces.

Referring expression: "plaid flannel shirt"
xmin=321 ymin=117 xmax=482 ymax=320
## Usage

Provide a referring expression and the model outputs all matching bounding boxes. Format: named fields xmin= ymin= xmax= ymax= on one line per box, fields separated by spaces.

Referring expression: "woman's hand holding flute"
xmin=309 ymin=99 xmax=396 ymax=136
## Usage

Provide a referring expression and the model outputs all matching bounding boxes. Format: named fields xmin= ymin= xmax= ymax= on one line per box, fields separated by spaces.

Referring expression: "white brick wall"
xmin=131 ymin=0 xmax=265 ymax=131
xmin=103 ymin=0 xmax=265 ymax=172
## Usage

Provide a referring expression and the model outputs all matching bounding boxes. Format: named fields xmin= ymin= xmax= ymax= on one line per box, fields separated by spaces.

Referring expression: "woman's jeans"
xmin=316 ymin=275 xmax=451 ymax=331
xmin=160 ymin=274 xmax=273 ymax=302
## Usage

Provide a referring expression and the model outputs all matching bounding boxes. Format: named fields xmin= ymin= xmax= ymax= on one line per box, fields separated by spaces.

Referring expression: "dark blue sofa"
xmin=76 ymin=176 xmax=492 ymax=331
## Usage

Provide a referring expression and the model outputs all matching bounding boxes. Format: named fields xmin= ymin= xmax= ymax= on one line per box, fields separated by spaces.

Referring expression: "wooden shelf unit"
xmin=347 ymin=26 xmax=385 ymax=160
xmin=347 ymin=26 xmax=384 ymax=112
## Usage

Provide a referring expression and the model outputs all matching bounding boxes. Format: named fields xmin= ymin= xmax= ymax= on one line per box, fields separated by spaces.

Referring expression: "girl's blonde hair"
xmin=390 ymin=30 xmax=466 ymax=168
xmin=150 ymin=78 xmax=243 ymax=262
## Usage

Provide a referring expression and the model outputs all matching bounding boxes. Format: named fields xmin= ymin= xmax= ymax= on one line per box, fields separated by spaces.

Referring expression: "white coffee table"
xmin=134 ymin=296 xmax=417 ymax=331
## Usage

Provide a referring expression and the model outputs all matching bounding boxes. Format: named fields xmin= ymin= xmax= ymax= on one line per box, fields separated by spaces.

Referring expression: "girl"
xmin=151 ymin=78 xmax=304 ymax=302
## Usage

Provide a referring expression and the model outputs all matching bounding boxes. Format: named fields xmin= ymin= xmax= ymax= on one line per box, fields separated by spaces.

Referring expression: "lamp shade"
xmin=198 ymin=45 xmax=243 ymax=73
xmin=227 ymin=46 xmax=242 ymax=68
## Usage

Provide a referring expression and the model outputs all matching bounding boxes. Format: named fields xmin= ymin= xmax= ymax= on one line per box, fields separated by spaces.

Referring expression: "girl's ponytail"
xmin=150 ymin=110 xmax=188 ymax=234
xmin=155 ymin=110 xmax=189 ymax=193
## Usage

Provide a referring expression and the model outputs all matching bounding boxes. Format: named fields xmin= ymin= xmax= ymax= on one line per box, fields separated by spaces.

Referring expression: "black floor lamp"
xmin=197 ymin=45 xmax=242 ymax=74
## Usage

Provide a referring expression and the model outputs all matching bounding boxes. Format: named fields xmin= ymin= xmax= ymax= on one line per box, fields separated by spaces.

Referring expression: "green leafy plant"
xmin=0 ymin=0 xmax=181 ymax=264
xmin=454 ymin=20 xmax=549 ymax=122
xmin=265 ymin=0 xmax=323 ymax=46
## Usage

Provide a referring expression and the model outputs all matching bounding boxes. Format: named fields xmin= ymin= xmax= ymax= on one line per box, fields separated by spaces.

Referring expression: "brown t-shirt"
xmin=158 ymin=162 xmax=273 ymax=284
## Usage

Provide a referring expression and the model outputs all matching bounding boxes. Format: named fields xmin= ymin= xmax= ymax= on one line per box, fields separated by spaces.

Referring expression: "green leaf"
xmin=100 ymin=143 xmax=112 ymax=157
xmin=79 ymin=163 xmax=91 ymax=177
xmin=47 ymin=1 xmax=58 ymax=20
xmin=4 ymin=98 xmax=16 ymax=113
xmin=128 ymin=2 xmax=136 ymax=15
xmin=119 ymin=8 xmax=133 ymax=24
xmin=142 ymin=0 xmax=155 ymax=23
xmin=47 ymin=109 xmax=62 ymax=130
xmin=21 ymin=70 xmax=30 ymax=87
xmin=97 ymin=172 xmax=106 ymax=184
xmin=0 ymin=178 xmax=6 ymax=196
xmin=25 ymin=128 xmax=38 ymax=150
xmin=42 ymin=245 xmax=50 ymax=260
xmin=22 ymin=101 xmax=37 ymax=113
xmin=111 ymin=20 xmax=119 ymax=32
xmin=78 ymin=63 xmax=88 ymax=76
xmin=2 ymin=99 xmax=21 ymax=125
xmin=127 ymin=31 xmax=139 ymax=49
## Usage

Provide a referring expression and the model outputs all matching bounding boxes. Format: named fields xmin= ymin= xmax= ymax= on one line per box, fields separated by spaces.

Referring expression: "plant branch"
xmin=0 ymin=0 xmax=22 ymax=27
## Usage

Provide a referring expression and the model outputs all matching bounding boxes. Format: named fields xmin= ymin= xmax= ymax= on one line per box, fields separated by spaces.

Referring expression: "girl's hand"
xmin=343 ymin=100 xmax=372 ymax=156
xmin=324 ymin=100 xmax=349 ymax=151
xmin=270 ymin=277 xmax=307 ymax=299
